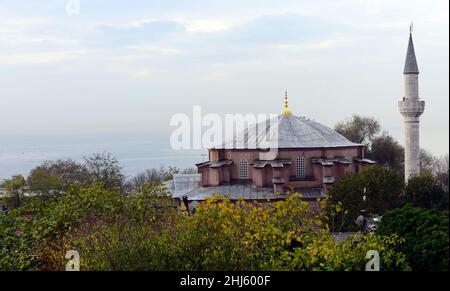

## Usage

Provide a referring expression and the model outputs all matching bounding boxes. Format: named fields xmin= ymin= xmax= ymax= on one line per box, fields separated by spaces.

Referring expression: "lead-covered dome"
xmin=215 ymin=114 xmax=361 ymax=149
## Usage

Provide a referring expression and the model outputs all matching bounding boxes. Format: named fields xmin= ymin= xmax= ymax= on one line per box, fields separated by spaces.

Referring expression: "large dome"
xmin=215 ymin=114 xmax=361 ymax=149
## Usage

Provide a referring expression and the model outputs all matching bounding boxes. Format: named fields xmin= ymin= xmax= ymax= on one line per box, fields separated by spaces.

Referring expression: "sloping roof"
xmin=172 ymin=182 xmax=325 ymax=201
xmin=197 ymin=160 xmax=233 ymax=168
xmin=252 ymin=159 xmax=292 ymax=168
xmin=404 ymin=33 xmax=419 ymax=74
xmin=214 ymin=114 xmax=361 ymax=150
xmin=163 ymin=174 xmax=202 ymax=197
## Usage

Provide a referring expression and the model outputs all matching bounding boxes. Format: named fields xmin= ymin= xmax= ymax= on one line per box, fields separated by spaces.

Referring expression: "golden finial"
xmin=281 ymin=90 xmax=293 ymax=116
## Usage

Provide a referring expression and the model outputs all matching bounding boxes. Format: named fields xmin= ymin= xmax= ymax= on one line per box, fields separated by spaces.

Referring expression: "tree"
xmin=366 ymin=135 xmax=404 ymax=175
xmin=27 ymin=159 xmax=92 ymax=191
xmin=377 ymin=205 xmax=449 ymax=271
xmin=420 ymin=149 xmax=439 ymax=175
xmin=436 ymin=154 xmax=449 ymax=189
xmin=125 ymin=166 xmax=199 ymax=193
xmin=66 ymin=194 xmax=409 ymax=271
xmin=84 ymin=153 xmax=124 ymax=191
xmin=405 ymin=174 xmax=449 ymax=211
xmin=335 ymin=115 xmax=381 ymax=145
xmin=326 ymin=167 xmax=404 ymax=232
xmin=27 ymin=168 xmax=61 ymax=195
xmin=1 ymin=175 xmax=26 ymax=208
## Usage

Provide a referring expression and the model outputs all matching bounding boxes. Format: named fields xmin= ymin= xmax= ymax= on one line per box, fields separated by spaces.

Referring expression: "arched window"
xmin=239 ymin=158 xmax=249 ymax=179
xmin=296 ymin=155 xmax=305 ymax=178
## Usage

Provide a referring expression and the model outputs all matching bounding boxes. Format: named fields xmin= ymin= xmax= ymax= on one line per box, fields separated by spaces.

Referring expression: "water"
xmin=0 ymin=133 xmax=206 ymax=180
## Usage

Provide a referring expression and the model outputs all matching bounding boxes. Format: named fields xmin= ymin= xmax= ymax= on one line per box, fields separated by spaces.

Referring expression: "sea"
xmin=0 ymin=133 xmax=206 ymax=180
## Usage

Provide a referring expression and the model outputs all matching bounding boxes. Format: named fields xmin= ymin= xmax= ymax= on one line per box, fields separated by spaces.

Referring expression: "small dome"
xmin=215 ymin=114 xmax=361 ymax=149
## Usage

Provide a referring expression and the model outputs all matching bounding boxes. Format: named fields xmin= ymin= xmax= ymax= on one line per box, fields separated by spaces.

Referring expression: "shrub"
xmin=377 ymin=205 xmax=449 ymax=271
xmin=405 ymin=174 xmax=449 ymax=211
xmin=67 ymin=195 xmax=410 ymax=271
xmin=326 ymin=167 xmax=404 ymax=232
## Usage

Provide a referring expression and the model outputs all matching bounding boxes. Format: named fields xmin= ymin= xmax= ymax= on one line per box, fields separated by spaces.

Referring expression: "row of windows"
xmin=238 ymin=156 xmax=306 ymax=180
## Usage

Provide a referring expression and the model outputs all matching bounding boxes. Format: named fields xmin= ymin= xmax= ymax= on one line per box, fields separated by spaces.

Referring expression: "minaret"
xmin=398 ymin=26 xmax=425 ymax=181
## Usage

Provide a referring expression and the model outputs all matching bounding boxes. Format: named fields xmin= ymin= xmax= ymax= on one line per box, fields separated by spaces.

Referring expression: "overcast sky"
xmin=0 ymin=0 xmax=448 ymax=155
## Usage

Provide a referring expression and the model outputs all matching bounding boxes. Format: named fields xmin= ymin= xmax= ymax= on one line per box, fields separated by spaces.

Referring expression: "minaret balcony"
xmin=398 ymin=100 xmax=425 ymax=118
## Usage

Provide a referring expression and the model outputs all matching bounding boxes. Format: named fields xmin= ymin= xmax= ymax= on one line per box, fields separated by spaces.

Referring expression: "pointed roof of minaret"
xmin=404 ymin=31 xmax=419 ymax=74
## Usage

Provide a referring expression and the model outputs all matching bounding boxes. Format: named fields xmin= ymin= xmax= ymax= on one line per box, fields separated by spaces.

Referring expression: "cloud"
xmin=0 ymin=50 xmax=87 ymax=65
xmin=132 ymin=68 xmax=162 ymax=79
xmin=94 ymin=20 xmax=185 ymax=46
xmin=220 ymin=13 xmax=346 ymax=44
xmin=273 ymin=37 xmax=351 ymax=51
xmin=183 ymin=19 xmax=234 ymax=33
xmin=125 ymin=45 xmax=182 ymax=55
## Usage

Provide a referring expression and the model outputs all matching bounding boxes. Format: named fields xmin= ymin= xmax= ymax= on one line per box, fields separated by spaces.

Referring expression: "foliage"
xmin=84 ymin=153 xmax=124 ymax=191
xmin=0 ymin=183 xmax=122 ymax=270
xmin=1 ymin=175 xmax=26 ymax=208
xmin=366 ymin=135 xmax=404 ymax=175
xmin=419 ymin=149 xmax=440 ymax=175
xmin=326 ymin=167 xmax=404 ymax=232
xmin=64 ymin=194 xmax=409 ymax=271
xmin=28 ymin=159 xmax=91 ymax=191
xmin=377 ymin=205 xmax=449 ymax=271
xmin=436 ymin=154 xmax=449 ymax=188
xmin=404 ymin=174 xmax=449 ymax=211
xmin=27 ymin=168 xmax=61 ymax=195
xmin=335 ymin=115 xmax=381 ymax=145
xmin=125 ymin=166 xmax=197 ymax=192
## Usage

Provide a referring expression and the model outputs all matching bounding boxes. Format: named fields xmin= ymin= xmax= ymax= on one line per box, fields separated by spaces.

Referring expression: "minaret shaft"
xmin=404 ymin=74 xmax=419 ymax=100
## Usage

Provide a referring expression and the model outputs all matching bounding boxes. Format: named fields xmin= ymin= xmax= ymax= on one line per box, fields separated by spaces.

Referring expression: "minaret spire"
xmin=281 ymin=90 xmax=293 ymax=116
xmin=404 ymin=26 xmax=419 ymax=75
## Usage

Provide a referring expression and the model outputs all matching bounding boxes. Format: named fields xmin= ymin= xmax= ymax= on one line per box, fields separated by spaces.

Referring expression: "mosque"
xmin=192 ymin=93 xmax=375 ymax=201
xmin=166 ymin=89 xmax=375 ymax=205
xmin=167 ymin=30 xmax=423 ymax=205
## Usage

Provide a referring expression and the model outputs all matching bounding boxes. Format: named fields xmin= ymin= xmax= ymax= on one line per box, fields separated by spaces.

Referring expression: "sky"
xmin=0 ymin=0 xmax=448 ymax=155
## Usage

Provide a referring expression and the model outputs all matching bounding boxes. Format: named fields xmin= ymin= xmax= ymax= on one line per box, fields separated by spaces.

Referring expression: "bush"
xmin=326 ymin=167 xmax=404 ymax=232
xmin=1 ymin=183 xmax=410 ymax=271
xmin=67 ymin=195 xmax=409 ymax=271
xmin=405 ymin=174 xmax=449 ymax=211
xmin=377 ymin=205 xmax=449 ymax=271
xmin=0 ymin=183 xmax=123 ymax=270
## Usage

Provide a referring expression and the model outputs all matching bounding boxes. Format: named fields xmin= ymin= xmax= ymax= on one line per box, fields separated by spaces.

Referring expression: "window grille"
xmin=239 ymin=159 xmax=249 ymax=179
xmin=296 ymin=156 xmax=305 ymax=178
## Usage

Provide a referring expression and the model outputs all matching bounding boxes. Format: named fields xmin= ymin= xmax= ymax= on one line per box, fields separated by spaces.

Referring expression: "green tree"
xmin=366 ymin=135 xmax=404 ymax=175
xmin=335 ymin=115 xmax=381 ymax=145
xmin=40 ymin=159 xmax=91 ymax=189
xmin=326 ymin=167 xmax=404 ymax=232
xmin=377 ymin=205 xmax=449 ymax=271
xmin=405 ymin=174 xmax=449 ymax=211
xmin=27 ymin=168 xmax=61 ymax=195
xmin=84 ymin=153 xmax=124 ymax=191
xmin=1 ymin=175 xmax=26 ymax=208
xmin=68 ymin=195 xmax=409 ymax=271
